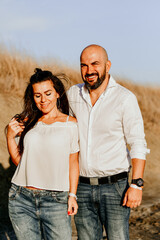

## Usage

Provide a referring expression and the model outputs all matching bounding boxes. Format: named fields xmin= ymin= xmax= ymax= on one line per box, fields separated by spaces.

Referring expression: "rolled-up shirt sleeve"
xmin=122 ymin=93 xmax=150 ymax=160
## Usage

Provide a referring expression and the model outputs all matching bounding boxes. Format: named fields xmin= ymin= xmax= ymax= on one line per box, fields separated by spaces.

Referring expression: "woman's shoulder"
xmin=58 ymin=114 xmax=77 ymax=123
xmin=68 ymin=116 xmax=77 ymax=123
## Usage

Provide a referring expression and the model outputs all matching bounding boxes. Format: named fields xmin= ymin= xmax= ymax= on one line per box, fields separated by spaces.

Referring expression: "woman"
xmin=6 ymin=68 xmax=79 ymax=240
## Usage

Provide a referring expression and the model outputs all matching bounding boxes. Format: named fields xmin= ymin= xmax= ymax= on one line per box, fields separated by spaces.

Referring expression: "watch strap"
xmin=131 ymin=178 xmax=144 ymax=187
xmin=130 ymin=184 xmax=142 ymax=190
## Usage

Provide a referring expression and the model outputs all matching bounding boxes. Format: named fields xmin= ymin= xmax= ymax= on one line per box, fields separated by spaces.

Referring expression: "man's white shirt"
xmin=67 ymin=76 xmax=149 ymax=177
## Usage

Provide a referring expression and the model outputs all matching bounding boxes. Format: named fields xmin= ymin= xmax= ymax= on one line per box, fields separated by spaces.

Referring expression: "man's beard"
xmin=83 ymin=71 xmax=106 ymax=91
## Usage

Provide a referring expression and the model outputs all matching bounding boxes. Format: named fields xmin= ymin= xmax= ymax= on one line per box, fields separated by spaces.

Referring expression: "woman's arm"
xmin=6 ymin=118 xmax=24 ymax=166
xmin=68 ymin=151 xmax=79 ymax=216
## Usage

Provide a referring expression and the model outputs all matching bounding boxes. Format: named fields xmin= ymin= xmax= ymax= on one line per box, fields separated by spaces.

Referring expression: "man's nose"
xmin=87 ymin=65 xmax=94 ymax=74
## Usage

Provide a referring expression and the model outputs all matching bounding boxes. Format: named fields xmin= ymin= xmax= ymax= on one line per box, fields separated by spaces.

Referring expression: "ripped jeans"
xmin=8 ymin=183 xmax=71 ymax=240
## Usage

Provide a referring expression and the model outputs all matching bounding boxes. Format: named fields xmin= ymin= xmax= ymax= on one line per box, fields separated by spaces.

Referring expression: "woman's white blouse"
xmin=12 ymin=121 xmax=79 ymax=191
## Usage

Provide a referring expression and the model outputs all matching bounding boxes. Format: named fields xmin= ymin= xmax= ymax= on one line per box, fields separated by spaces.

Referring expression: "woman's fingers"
xmin=7 ymin=119 xmax=25 ymax=138
xmin=68 ymin=197 xmax=78 ymax=216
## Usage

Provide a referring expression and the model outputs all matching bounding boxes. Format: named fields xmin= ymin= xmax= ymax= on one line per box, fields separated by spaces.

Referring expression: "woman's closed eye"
xmin=46 ymin=92 xmax=51 ymax=96
xmin=34 ymin=92 xmax=51 ymax=98
xmin=35 ymin=94 xmax=41 ymax=98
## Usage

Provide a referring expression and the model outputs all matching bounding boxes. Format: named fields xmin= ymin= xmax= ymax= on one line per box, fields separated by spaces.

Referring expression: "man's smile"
xmin=85 ymin=73 xmax=98 ymax=82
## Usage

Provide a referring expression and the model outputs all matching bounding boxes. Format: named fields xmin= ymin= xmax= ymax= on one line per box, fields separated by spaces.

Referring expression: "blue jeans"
xmin=74 ymin=178 xmax=130 ymax=240
xmin=8 ymin=184 xmax=71 ymax=240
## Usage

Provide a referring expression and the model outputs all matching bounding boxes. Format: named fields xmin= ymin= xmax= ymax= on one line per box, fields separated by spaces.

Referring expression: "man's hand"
xmin=122 ymin=186 xmax=142 ymax=208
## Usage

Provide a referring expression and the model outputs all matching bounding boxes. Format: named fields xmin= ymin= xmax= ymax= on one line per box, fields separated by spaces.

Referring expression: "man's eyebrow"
xmin=81 ymin=61 xmax=100 ymax=66
xmin=91 ymin=61 xmax=99 ymax=64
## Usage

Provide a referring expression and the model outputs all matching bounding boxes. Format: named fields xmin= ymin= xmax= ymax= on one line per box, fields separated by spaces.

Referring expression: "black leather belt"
xmin=79 ymin=172 xmax=128 ymax=185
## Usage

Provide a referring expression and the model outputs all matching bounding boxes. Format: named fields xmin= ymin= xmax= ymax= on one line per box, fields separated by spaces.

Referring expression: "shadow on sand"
xmin=0 ymin=158 xmax=17 ymax=239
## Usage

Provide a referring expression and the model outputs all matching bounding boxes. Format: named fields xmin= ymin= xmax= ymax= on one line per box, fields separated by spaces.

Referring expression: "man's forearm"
xmin=131 ymin=158 xmax=146 ymax=179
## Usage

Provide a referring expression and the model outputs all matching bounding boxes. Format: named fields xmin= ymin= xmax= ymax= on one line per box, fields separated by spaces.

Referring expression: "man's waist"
xmin=79 ymin=172 xmax=128 ymax=185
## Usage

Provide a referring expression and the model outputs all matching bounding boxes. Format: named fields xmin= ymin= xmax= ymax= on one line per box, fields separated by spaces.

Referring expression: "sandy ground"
xmin=0 ymin=201 xmax=160 ymax=239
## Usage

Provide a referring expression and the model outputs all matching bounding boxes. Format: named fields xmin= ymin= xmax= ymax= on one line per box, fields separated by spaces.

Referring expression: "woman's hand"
xmin=7 ymin=118 xmax=25 ymax=139
xmin=68 ymin=152 xmax=79 ymax=215
xmin=6 ymin=118 xmax=24 ymax=166
xmin=68 ymin=196 xmax=78 ymax=216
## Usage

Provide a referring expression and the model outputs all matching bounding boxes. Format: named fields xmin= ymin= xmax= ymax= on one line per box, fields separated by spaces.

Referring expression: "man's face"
xmin=80 ymin=48 xmax=108 ymax=90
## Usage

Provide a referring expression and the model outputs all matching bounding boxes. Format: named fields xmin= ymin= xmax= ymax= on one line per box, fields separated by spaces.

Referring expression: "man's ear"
xmin=106 ymin=60 xmax=111 ymax=73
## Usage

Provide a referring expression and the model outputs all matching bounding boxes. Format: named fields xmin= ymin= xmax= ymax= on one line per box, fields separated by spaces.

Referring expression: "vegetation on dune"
xmin=0 ymin=45 xmax=160 ymax=189
xmin=0 ymin=45 xmax=81 ymax=96
xmin=0 ymin=45 xmax=159 ymax=131
xmin=0 ymin=45 xmax=159 ymax=239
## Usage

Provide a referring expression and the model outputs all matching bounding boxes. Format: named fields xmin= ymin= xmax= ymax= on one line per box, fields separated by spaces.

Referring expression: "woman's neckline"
xmin=38 ymin=115 xmax=69 ymax=125
xmin=37 ymin=120 xmax=76 ymax=126
xmin=38 ymin=121 xmax=66 ymax=126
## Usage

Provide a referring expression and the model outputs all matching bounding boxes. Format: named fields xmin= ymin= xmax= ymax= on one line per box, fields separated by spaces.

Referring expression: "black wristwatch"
xmin=131 ymin=178 xmax=144 ymax=187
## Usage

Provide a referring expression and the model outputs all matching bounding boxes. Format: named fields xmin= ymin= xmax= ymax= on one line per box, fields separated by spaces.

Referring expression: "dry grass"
xmin=1 ymin=45 xmax=159 ymax=131
xmin=0 ymin=45 xmax=160 ymax=204
xmin=0 ymin=45 xmax=81 ymax=96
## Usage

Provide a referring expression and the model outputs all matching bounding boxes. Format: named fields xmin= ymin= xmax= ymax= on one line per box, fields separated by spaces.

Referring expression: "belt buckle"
xmin=90 ymin=177 xmax=99 ymax=185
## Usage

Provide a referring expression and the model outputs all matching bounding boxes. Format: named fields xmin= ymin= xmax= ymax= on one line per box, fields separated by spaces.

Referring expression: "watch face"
xmin=137 ymin=178 xmax=144 ymax=187
xmin=132 ymin=178 xmax=144 ymax=187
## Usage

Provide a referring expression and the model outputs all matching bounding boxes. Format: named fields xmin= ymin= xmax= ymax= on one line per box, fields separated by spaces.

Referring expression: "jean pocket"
xmin=114 ymin=178 xmax=129 ymax=198
xmin=8 ymin=187 xmax=18 ymax=200
xmin=54 ymin=192 xmax=68 ymax=204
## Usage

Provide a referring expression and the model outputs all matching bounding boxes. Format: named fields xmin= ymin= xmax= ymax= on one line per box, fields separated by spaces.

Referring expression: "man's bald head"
xmin=80 ymin=44 xmax=109 ymax=63
xmin=80 ymin=44 xmax=111 ymax=91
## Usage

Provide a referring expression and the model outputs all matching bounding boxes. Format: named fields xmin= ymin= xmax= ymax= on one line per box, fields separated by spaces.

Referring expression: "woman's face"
xmin=32 ymin=80 xmax=59 ymax=115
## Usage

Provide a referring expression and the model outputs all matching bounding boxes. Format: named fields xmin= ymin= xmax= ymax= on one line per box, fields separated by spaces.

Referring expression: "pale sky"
xmin=0 ymin=0 xmax=160 ymax=85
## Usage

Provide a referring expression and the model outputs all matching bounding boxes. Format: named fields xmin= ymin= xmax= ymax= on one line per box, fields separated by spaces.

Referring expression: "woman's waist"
xmin=11 ymin=183 xmax=65 ymax=194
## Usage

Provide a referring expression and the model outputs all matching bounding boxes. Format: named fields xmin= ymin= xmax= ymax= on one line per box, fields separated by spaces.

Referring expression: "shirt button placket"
xmin=87 ymin=109 xmax=93 ymax=169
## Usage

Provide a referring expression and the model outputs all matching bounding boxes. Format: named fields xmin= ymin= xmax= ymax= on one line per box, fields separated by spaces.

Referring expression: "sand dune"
xmin=0 ymin=47 xmax=160 ymax=239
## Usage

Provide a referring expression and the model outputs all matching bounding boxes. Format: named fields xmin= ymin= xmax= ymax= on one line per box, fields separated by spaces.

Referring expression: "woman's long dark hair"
xmin=15 ymin=68 xmax=69 ymax=154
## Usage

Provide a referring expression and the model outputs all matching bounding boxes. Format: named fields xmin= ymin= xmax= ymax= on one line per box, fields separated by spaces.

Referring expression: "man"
xmin=67 ymin=44 xmax=149 ymax=240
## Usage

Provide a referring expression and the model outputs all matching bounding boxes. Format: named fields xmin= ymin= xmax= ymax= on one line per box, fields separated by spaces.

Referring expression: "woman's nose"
xmin=41 ymin=95 xmax=46 ymax=102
